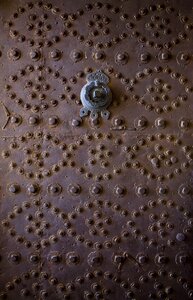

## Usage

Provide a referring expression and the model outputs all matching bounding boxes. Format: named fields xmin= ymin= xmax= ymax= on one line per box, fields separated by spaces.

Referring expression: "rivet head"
xmin=179 ymin=184 xmax=191 ymax=197
xmin=70 ymin=50 xmax=83 ymax=62
xmin=179 ymin=118 xmax=190 ymax=129
xmin=159 ymin=50 xmax=171 ymax=61
xmin=8 ymin=252 xmax=21 ymax=264
xmin=155 ymin=118 xmax=166 ymax=128
xmin=188 ymin=291 xmax=193 ymax=299
xmin=40 ymin=290 xmax=48 ymax=298
xmin=177 ymin=52 xmax=190 ymax=65
xmin=66 ymin=252 xmax=80 ymax=265
xmin=179 ymin=255 xmax=188 ymax=264
xmin=48 ymin=252 xmax=62 ymax=264
xmin=30 ymin=49 xmax=41 ymax=61
xmin=8 ymin=48 xmax=21 ymax=60
xmin=29 ymin=253 xmax=40 ymax=264
xmin=68 ymin=184 xmax=81 ymax=195
xmin=10 ymin=115 xmax=22 ymax=126
xmin=180 ymin=53 xmax=189 ymax=61
xmin=48 ymin=183 xmax=62 ymax=195
xmin=140 ymin=52 xmax=151 ymax=62
xmin=113 ymin=253 xmax=125 ymax=264
xmin=71 ymin=118 xmax=82 ymax=127
xmin=138 ymin=255 xmax=147 ymax=264
xmin=91 ymin=117 xmax=100 ymax=126
xmin=94 ymin=50 xmax=105 ymax=61
xmin=21 ymin=289 xmax=30 ymax=296
xmin=176 ymin=233 xmax=186 ymax=242
xmin=49 ymin=49 xmax=62 ymax=60
xmin=114 ymin=185 xmax=125 ymax=196
xmin=28 ymin=115 xmax=39 ymax=126
xmin=8 ymin=183 xmax=20 ymax=194
xmin=27 ymin=183 xmax=39 ymax=195
xmin=135 ymin=116 xmax=147 ymax=129
xmin=115 ymin=52 xmax=129 ymax=64
xmin=87 ymin=252 xmax=103 ymax=267
xmin=136 ymin=185 xmax=149 ymax=196
xmin=48 ymin=116 xmax=59 ymax=127
xmin=113 ymin=117 xmax=124 ymax=126
xmin=155 ymin=253 xmax=168 ymax=265
xmin=90 ymin=184 xmax=102 ymax=195
xmin=176 ymin=252 xmax=189 ymax=264
xmin=157 ymin=186 xmax=168 ymax=195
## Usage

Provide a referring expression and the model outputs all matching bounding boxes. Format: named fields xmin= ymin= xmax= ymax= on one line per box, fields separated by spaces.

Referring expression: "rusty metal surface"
xmin=0 ymin=0 xmax=193 ymax=299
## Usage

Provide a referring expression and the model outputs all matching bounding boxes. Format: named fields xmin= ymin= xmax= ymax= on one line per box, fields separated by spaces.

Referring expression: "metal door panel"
xmin=0 ymin=1 xmax=193 ymax=299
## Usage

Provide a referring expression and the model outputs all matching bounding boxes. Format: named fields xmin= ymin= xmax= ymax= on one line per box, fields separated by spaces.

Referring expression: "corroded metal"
xmin=80 ymin=70 xmax=112 ymax=120
xmin=0 ymin=1 xmax=193 ymax=300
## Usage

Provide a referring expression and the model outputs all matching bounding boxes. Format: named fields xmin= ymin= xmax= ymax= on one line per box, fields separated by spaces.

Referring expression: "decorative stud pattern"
xmin=0 ymin=1 xmax=193 ymax=300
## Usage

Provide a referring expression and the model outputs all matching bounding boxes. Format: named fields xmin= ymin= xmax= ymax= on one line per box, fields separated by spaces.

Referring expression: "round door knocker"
xmin=80 ymin=70 xmax=112 ymax=120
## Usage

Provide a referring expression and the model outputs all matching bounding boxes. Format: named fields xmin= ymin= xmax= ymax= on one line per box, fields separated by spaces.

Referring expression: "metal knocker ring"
xmin=80 ymin=70 xmax=112 ymax=120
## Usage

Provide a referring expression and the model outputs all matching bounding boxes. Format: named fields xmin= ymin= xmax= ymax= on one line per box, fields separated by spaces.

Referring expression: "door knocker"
xmin=80 ymin=70 xmax=112 ymax=121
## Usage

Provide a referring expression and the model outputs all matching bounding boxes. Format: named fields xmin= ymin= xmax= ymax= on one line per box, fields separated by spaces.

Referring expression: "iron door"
xmin=0 ymin=1 xmax=193 ymax=299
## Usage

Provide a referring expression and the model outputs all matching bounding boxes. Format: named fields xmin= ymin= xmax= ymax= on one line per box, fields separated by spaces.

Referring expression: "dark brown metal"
xmin=0 ymin=0 xmax=193 ymax=299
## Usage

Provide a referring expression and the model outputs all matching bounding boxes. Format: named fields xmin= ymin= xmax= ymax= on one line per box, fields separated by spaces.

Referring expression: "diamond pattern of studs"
xmin=0 ymin=1 xmax=193 ymax=300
